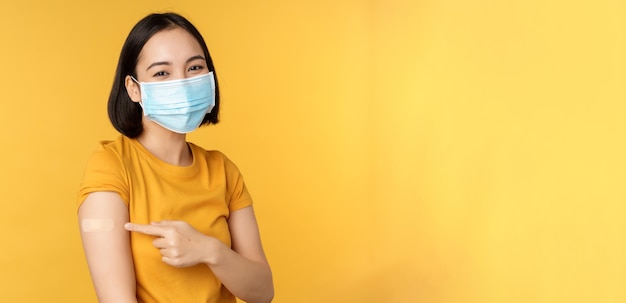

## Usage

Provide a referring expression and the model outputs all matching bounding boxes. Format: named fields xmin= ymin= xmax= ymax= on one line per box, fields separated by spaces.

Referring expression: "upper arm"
xmin=78 ymin=191 xmax=137 ymax=303
xmin=228 ymin=206 xmax=269 ymax=266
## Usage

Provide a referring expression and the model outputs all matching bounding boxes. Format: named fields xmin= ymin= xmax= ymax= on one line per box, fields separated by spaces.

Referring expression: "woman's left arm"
xmin=125 ymin=205 xmax=274 ymax=303
xmin=209 ymin=205 xmax=274 ymax=303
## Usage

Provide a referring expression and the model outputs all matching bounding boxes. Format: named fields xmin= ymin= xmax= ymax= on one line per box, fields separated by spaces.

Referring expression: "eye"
xmin=153 ymin=71 xmax=169 ymax=77
xmin=188 ymin=65 xmax=204 ymax=72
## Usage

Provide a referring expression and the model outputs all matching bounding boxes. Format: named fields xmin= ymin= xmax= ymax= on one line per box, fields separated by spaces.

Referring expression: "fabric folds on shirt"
xmin=77 ymin=135 xmax=252 ymax=303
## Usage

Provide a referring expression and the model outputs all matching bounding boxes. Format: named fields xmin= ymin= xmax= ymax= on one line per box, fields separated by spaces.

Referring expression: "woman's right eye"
xmin=153 ymin=71 xmax=168 ymax=77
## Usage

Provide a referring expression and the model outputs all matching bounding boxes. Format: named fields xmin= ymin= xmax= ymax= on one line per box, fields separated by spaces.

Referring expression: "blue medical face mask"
xmin=131 ymin=72 xmax=215 ymax=134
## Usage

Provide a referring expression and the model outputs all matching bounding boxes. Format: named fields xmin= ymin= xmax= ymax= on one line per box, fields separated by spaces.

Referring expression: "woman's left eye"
xmin=189 ymin=65 xmax=204 ymax=71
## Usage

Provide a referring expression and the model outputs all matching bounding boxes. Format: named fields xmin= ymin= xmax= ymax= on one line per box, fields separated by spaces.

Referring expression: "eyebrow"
xmin=145 ymin=55 xmax=206 ymax=71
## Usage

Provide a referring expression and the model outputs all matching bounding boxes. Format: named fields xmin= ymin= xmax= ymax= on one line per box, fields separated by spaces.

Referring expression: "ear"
xmin=125 ymin=75 xmax=141 ymax=102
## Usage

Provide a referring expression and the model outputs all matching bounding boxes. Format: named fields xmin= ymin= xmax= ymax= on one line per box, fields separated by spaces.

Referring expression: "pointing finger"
xmin=125 ymin=223 xmax=168 ymax=237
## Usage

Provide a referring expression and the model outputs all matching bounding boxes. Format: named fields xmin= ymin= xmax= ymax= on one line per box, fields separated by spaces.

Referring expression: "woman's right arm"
xmin=78 ymin=191 xmax=137 ymax=303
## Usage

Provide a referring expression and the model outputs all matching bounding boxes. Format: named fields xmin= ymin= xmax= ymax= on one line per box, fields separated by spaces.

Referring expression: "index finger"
xmin=124 ymin=222 xmax=167 ymax=237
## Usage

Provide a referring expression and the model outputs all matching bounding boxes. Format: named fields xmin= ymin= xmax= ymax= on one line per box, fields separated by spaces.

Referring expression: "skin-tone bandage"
xmin=81 ymin=218 xmax=115 ymax=232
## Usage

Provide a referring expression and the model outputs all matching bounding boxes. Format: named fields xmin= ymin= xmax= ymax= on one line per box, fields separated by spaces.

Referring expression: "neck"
xmin=136 ymin=121 xmax=193 ymax=166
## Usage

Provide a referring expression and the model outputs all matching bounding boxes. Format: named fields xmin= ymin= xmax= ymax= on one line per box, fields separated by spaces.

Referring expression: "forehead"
xmin=137 ymin=27 xmax=204 ymax=65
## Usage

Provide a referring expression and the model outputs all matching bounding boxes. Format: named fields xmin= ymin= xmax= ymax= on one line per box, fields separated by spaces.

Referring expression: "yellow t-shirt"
xmin=77 ymin=135 xmax=252 ymax=303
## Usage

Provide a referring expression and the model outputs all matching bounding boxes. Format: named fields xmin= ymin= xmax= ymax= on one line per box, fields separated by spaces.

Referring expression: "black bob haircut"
xmin=108 ymin=13 xmax=220 ymax=138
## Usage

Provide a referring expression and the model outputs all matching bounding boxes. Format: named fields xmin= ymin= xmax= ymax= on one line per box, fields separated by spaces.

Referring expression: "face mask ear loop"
xmin=129 ymin=75 xmax=142 ymax=96
xmin=129 ymin=75 xmax=146 ymax=113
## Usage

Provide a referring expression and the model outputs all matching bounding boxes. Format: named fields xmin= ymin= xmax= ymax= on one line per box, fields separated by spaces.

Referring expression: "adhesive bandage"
xmin=81 ymin=218 xmax=115 ymax=232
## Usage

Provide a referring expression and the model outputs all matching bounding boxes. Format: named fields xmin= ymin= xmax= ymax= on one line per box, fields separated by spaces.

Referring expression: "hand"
xmin=124 ymin=220 xmax=220 ymax=268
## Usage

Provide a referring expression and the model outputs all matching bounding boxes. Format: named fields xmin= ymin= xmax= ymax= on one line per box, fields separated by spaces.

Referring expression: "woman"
xmin=77 ymin=13 xmax=274 ymax=303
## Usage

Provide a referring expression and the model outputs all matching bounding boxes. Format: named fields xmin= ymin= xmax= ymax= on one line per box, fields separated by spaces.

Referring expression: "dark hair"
xmin=108 ymin=13 xmax=220 ymax=138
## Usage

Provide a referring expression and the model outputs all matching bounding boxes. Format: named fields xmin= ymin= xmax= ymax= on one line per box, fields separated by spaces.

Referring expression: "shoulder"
xmin=188 ymin=143 xmax=230 ymax=165
xmin=82 ymin=136 xmax=142 ymax=181
xmin=86 ymin=136 xmax=128 ymax=167
xmin=78 ymin=136 xmax=132 ymax=207
xmin=188 ymin=143 xmax=243 ymax=175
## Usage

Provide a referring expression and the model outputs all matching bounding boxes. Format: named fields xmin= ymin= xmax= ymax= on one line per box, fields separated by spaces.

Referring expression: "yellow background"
xmin=1 ymin=0 xmax=625 ymax=302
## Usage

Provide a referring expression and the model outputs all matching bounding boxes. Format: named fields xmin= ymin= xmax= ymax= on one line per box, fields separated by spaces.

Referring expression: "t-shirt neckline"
xmin=126 ymin=136 xmax=201 ymax=178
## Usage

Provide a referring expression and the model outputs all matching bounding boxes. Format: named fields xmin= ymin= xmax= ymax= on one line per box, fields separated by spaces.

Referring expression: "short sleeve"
xmin=77 ymin=143 xmax=129 ymax=209
xmin=222 ymin=154 xmax=253 ymax=212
